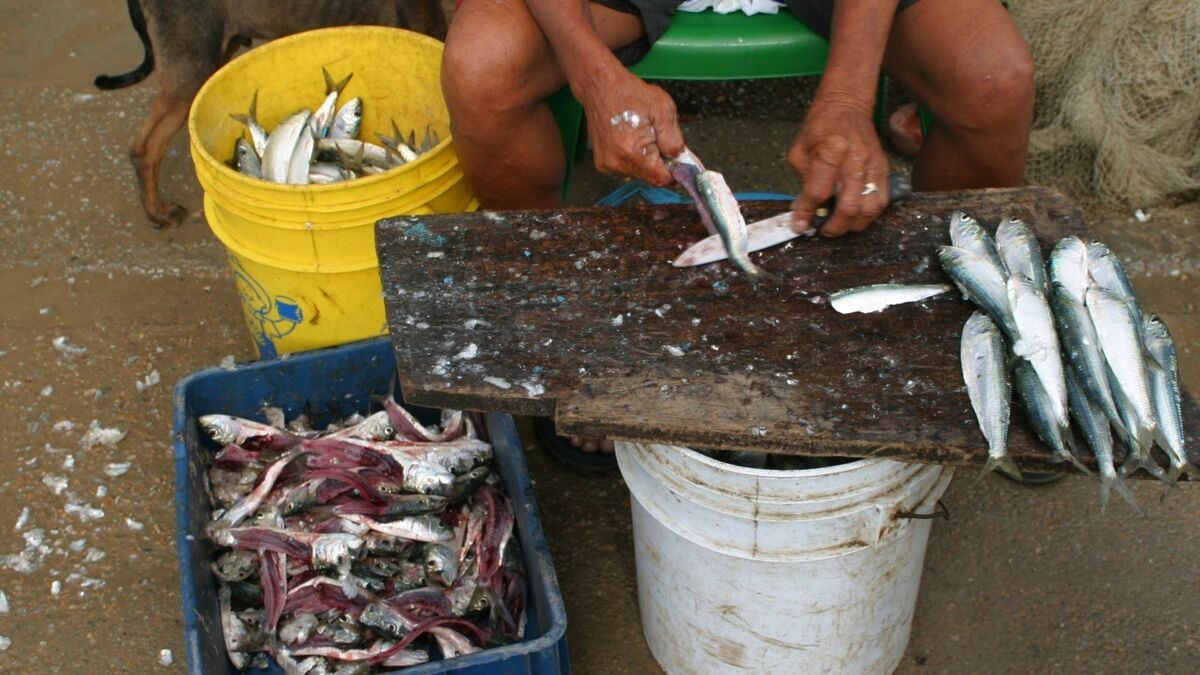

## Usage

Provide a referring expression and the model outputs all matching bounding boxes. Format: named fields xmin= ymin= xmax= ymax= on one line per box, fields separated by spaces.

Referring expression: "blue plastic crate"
xmin=171 ymin=338 xmax=570 ymax=674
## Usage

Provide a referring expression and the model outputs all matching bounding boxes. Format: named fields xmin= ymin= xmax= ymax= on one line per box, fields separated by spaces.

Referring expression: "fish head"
xmin=948 ymin=211 xmax=983 ymax=247
xmin=1049 ymin=236 xmax=1089 ymax=301
xmin=360 ymin=601 xmax=407 ymax=640
xmin=405 ymin=463 xmax=455 ymax=496
xmin=311 ymin=533 xmax=365 ymax=572
xmin=424 ymin=542 xmax=459 ymax=584
xmin=213 ymin=549 xmax=258 ymax=582
xmin=199 ymin=414 xmax=238 ymax=445
xmin=1141 ymin=313 xmax=1171 ymax=346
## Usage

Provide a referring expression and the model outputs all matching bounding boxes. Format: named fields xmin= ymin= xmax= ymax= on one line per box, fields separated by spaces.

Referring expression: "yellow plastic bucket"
xmin=188 ymin=27 xmax=476 ymax=358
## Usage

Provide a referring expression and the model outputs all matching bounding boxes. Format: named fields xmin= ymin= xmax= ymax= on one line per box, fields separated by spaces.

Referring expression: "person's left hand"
xmin=787 ymin=98 xmax=891 ymax=237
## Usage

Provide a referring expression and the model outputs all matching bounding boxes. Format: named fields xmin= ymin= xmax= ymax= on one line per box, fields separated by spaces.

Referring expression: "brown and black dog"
xmin=96 ymin=0 xmax=448 ymax=228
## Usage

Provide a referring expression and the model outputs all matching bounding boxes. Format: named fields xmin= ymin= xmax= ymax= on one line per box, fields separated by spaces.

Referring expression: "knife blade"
xmin=671 ymin=173 xmax=913 ymax=268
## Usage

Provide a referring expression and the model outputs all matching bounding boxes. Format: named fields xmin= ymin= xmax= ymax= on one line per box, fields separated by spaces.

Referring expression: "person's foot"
xmin=886 ymin=102 xmax=924 ymax=158
xmin=533 ymin=417 xmax=618 ymax=472
xmin=568 ymin=436 xmax=615 ymax=453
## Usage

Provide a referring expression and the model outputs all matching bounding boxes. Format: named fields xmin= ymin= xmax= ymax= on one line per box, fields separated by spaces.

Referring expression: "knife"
xmin=672 ymin=173 xmax=913 ymax=268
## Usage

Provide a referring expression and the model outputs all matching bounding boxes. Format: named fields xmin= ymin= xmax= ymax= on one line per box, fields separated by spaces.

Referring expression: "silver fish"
xmin=235 ymin=138 xmax=262 ymax=178
xmin=1012 ymin=358 xmax=1090 ymax=474
xmin=419 ymin=124 xmax=441 ymax=153
xmin=328 ymin=409 xmax=394 ymax=441
xmin=1108 ymin=364 xmax=1168 ymax=482
xmin=1087 ymin=242 xmax=1142 ymax=321
xmin=262 ymin=109 xmax=312 ymax=183
xmin=961 ymin=311 xmax=1019 ymax=483
xmin=1142 ymin=314 xmax=1199 ymax=481
xmin=286 ymin=125 xmax=315 ymax=185
xmin=230 ymin=91 xmax=269 ymax=157
xmin=310 ymin=68 xmax=353 ymax=138
xmin=199 ymin=414 xmax=301 ymax=451
xmin=695 ymin=170 xmax=770 ymax=287
xmin=1048 ymin=236 xmax=1089 ymax=303
xmin=424 ymin=542 xmax=460 ymax=585
xmin=1049 ymin=284 xmax=1122 ymax=430
xmin=308 ymin=161 xmax=354 ymax=184
xmin=829 ymin=283 xmax=952 ymax=314
xmin=377 ymin=134 xmax=419 ymax=164
xmin=938 ymin=246 xmax=1018 ymax=338
xmin=996 ymin=217 xmax=1047 ymax=291
xmin=310 ymin=533 xmax=365 ymax=574
xmin=341 ymin=514 xmax=452 ymax=542
xmin=415 ymin=438 xmax=493 ymax=475
xmin=1066 ymin=368 xmax=1140 ymax=513
xmin=1008 ymin=276 xmax=1068 ymax=428
xmin=949 ymin=211 xmax=1007 ymax=277
xmin=316 ymin=138 xmax=392 ymax=168
xmin=330 ymin=97 xmax=363 ymax=140
xmin=220 ymin=586 xmax=265 ymax=669
xmin=1086 ymin=287 xmax=1157 ymax=460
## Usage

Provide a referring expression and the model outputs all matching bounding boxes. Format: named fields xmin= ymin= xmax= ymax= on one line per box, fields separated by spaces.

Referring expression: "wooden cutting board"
xmin=375 ymin=187 xmax=1199 ymax=477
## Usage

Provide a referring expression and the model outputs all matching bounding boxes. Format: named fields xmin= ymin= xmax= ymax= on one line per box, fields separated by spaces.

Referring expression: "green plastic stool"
xmin=548 ymin=9 xmax=929 ymax=199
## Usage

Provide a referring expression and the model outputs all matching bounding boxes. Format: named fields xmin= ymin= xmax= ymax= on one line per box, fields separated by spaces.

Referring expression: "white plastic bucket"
xmin=615 ymin=442 xmax=954 ymax=674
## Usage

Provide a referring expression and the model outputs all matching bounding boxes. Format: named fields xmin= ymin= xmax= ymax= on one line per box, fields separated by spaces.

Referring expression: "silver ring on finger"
xmin=860 ymin=182 xmax=879 ymax=196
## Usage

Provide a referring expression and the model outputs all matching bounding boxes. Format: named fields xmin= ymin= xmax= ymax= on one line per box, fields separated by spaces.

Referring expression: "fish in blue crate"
xmin=199 ymin=399 xmax=527 ymax=672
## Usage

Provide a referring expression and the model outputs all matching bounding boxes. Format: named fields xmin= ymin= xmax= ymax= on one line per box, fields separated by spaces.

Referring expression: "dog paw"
xmin=149 ymin=203 xmax=188 ymax=229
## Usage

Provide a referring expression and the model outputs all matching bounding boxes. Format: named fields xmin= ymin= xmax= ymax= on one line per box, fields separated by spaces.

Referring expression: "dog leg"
xmin=131 ymin=88 xmax=191 ymax=228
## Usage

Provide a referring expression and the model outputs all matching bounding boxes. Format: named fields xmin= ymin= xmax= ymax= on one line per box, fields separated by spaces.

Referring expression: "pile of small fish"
xmin=230 ymin=68 xmax=440 ymax=185
xmin=941 ymin=212 xmax=1196 ymax=511
xmin=201 ymin=400 xmax=525 ymax=672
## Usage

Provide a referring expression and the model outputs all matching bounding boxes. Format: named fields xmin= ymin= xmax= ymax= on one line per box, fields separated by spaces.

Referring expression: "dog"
xmin=95 ymin=0 xmax=448 ymax=229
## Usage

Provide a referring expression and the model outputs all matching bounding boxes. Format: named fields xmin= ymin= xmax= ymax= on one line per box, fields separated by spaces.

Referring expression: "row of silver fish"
xmin=943 ymin=212 xmax=1195 ymax=512
xmin=230 ymin=67 xmax=439 ymax=185
xmin=200 ymin=400 xmax=524 ymax=673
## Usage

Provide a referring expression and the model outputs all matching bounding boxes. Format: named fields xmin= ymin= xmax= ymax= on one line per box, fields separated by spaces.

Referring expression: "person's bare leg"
xmin=881 ymin=0 xmax=1035 ymax=191
xmin=441 ymin=0 xmax=644 ymax=209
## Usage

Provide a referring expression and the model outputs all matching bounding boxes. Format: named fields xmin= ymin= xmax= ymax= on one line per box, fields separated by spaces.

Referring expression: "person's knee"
xmin=442 ymin=29 xmax=538 ymax=129
xmin=939 ymin=41 xmax=1034 ymax=135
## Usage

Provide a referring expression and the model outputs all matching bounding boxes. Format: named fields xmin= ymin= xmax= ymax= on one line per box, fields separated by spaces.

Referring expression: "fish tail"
xmin=1119 ymin=454 xmax=1173 ymax=485
xmin=1100 ymin=472 xmax=1143 ymax=515
xmin=1182 ymin=461 xmax=1200 ymax=482
xmin=1058 ymin=431 xmax=1097 ymax=479
xmin=229 ymin=91 xmax=260 ymax=126
xmin=974 ymin=455 xmax=1023 ymax=486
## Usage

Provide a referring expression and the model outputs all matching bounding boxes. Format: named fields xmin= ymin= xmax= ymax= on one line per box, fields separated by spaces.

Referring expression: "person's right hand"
xmin=578 ymin=70 xmax=685 ymax=187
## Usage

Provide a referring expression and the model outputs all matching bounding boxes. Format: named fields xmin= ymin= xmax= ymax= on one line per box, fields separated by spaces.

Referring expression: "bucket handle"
xmin=896 ymin=499 xmax=949 ymax=520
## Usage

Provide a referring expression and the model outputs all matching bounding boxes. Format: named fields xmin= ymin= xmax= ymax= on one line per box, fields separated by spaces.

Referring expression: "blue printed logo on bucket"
xmin=230 ymin=256 xmax=303 ymax=358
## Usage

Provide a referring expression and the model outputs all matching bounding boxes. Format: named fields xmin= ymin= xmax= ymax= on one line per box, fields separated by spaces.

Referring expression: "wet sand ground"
xmin=1 ymin=1 xmax=1198 ymax=672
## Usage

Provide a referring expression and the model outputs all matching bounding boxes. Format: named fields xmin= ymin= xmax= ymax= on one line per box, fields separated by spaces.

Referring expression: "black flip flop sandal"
xmin=533 ymin=417 xmax=618 ymax=473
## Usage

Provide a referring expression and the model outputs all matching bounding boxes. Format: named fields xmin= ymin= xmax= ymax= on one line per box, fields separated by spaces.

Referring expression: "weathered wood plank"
xmin=376 ymin=187 xmax=1198 ymax=477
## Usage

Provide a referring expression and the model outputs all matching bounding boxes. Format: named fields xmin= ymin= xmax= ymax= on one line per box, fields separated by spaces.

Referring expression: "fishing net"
xmin=1008 ymin=0 xmax=1200 ymax=207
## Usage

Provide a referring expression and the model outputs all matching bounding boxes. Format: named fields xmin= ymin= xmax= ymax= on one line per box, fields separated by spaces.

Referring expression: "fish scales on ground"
xmin=941 ymin=214 xmax=1189 ymax=497
xmin=229 ymin=69 xmax=441 ymax=185
xmin=200 ymin=399 xmax=526 ymax=672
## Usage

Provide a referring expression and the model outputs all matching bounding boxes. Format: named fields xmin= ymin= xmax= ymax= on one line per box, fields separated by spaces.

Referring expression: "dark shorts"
xmin=597 ymin=0 xmax=921 ymax=65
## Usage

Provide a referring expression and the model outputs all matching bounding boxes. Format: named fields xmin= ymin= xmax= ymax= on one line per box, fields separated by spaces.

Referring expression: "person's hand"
xmin=579 ymin=71 xmax=685 ymax=187
xmin=787 ymin=98 xmax=890 ymax=237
